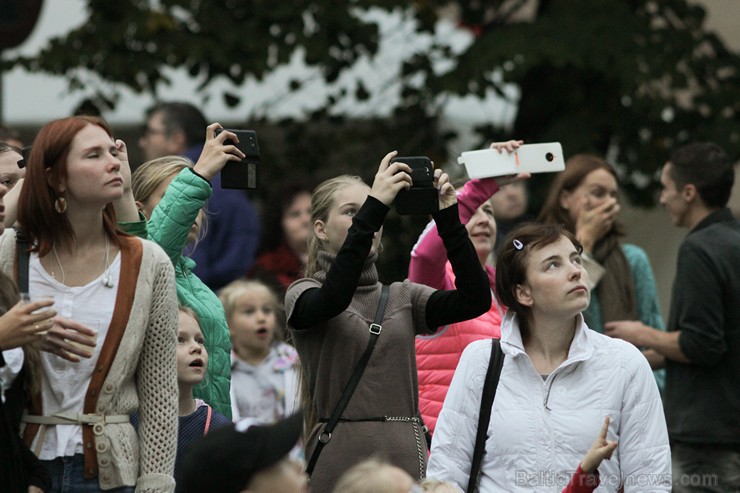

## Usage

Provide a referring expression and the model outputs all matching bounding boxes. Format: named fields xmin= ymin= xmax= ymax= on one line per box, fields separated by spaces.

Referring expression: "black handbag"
xmin=305 ymin=284 xmax=390 ymax=476
xmin=466 ymin=339 xmax=505 ymax=493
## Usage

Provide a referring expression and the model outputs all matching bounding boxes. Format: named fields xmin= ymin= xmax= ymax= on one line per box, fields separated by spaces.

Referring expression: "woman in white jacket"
xmin=427 ymin=222 xmax=670 ymax=492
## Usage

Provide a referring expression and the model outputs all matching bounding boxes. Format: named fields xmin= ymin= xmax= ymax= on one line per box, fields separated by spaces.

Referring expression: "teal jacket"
xmin=584 ymin=243 xmax=666 ymax=390
xmin=121 ymin=168 xmax=232 ymax=418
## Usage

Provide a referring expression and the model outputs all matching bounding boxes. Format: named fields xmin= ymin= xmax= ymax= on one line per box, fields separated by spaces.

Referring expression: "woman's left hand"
xmin=576 ymin=196 xmax=620 ymax=253
xmin=39 ymin=317 xmax=98 ymax=363
xmin=434 ymin=168 xmax=457 ymax=210
xmin=115 ymin=139 xmax=132 ymax=194
xmin=486 ymin=140 xmax=531 ymax=187
xmin=110 ymin=139 xmax=142 ymax=222
xmin=193 ymin=123 xmax=246 ymax=181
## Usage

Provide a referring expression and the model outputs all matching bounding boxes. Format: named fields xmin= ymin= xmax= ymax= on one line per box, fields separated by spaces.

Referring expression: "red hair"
xmin=18 ymin=116 xmax=122 ymax=255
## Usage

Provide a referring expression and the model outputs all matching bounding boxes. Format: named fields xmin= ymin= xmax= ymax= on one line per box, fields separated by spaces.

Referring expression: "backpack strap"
xmin=204 ymin=405 xmax=213 ymax=436
xmin=466 ymin=339 xmax=505 ymax=493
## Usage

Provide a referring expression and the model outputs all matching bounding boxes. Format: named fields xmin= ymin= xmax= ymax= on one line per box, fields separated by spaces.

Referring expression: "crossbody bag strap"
xmin=15 ymin=230 xmax=30 ymax=295
xmin=306 ymin=284 xmax=390 ymax=477
xmin=467 ymin=338 xmax=505 ymax=493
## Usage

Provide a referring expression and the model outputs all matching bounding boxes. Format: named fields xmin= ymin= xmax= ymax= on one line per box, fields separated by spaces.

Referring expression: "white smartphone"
xmin=458 ymin=142 xmax=565 ymax=178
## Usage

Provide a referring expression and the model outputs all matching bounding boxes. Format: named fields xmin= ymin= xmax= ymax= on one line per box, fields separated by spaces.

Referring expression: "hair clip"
xmin=513 ymin=239 xmax=524 ymax=250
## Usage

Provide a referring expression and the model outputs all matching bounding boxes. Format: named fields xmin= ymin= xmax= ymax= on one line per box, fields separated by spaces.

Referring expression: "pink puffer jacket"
xmin=409 ymin=179 xmax=504 ymax=435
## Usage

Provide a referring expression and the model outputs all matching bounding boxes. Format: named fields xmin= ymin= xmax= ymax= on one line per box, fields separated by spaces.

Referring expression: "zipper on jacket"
xmin=543 ymin=373 xmax=559 ymax=410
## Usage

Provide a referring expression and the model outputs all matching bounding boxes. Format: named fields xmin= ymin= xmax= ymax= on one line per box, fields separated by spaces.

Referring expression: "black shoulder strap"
xmin=467 ymin=339 xmax=505 ymax=493
xmin=15 ymin=230 xmax=30 ymax=295
xmin=306 ymin=284 xmax=390 ymax=476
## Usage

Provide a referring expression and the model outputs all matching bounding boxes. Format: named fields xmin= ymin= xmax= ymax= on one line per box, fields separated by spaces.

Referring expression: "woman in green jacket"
xmin=114 ymin=124 xmax=246 ymax=417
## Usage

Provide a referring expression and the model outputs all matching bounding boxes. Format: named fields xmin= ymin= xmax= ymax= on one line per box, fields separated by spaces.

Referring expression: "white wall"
xmin=1 ymin=2 xmax=517 ymax=131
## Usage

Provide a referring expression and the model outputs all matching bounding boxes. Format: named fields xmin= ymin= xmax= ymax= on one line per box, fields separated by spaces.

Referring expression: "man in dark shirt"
xmin=605 ymin=142 xmax=740 ymax=492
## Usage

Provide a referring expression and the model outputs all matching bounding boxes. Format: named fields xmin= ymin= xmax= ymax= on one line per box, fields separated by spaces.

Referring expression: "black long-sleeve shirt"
xmin=290 ymin=196 xmax=491 ymax=330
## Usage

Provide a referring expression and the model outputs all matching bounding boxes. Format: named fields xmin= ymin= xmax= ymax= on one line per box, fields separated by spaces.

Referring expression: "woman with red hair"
xmin=0 ymin=116 xmax=179 ymax=493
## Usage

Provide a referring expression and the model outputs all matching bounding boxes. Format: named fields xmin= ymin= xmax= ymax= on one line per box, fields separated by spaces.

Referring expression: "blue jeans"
xmin=672 ymin=442 xmax=740 ymax=493
xmin=41 ymin=454 xmax=135 ymax=493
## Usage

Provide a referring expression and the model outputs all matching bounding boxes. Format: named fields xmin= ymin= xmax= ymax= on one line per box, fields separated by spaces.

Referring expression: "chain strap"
xmin=383 ymin=416 xmax=425 ymax=479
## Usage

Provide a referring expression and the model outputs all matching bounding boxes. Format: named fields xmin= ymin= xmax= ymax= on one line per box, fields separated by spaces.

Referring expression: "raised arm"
xmin=409 ymin=140 xmax=525 ymax=289
xmin=288 ymin=152 xmax=412 ymax=329
xmin=138 ymin=124 xmax=246 ymax=263
xmin=112 ymin=139 xmax=140 ymax=223
xmin=409 ymin=178 xmax=500 ymax=289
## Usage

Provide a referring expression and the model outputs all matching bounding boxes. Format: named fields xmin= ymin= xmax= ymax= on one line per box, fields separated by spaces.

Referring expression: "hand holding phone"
xmin=391 ymin=156 xmax=438 ymax=215
xmin=458 ymin=142 xmax=565 ymax=179
xmin=213 ymin=128 xmax=261 ymax=189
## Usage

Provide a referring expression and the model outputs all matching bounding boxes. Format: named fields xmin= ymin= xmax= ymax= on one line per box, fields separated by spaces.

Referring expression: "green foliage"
xmin=3 ymin=0 xmax=738 ymax=212
xmin=401 ymin=0 xmax=740 ymax=207
xmin=4 ymin=0 xmax=382 ymax=100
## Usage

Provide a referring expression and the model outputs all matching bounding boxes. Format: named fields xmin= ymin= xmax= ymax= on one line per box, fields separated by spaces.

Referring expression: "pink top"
xmin=410 ymin=178 xmax=503 ymax=434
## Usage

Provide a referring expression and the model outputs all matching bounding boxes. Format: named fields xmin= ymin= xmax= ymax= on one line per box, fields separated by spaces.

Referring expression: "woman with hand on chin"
xmin=0 ymin=116 xmax=179 ymax=492
xmin=427 ymin=222 xmax=670 ymax=492
xmin=285 ymin=152 xmax=491 ymax=492
xmin=113 ymin=123 xmax=246 ymax=419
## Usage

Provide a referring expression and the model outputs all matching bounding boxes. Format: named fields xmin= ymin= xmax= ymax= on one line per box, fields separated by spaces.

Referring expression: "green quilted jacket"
xmin=120 ymin=168 xmax=232 ymax=418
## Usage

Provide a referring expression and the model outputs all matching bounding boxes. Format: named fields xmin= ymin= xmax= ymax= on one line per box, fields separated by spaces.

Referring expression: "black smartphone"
xmin=391 ymin=156 xmax=438 ymax=215
xmin=214 ymin=128 xmax=261 ymax=189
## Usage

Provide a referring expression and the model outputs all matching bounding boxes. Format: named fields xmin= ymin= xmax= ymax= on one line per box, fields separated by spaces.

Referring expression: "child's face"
xmin=229 ymin=288 xmax=277 ymax=359
xmin=177 ymin=311 xmax=208 ymax=385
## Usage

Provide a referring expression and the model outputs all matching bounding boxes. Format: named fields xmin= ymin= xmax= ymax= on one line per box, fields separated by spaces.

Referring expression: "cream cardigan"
xmin=0 ymin=229 xmax=180 ymax=493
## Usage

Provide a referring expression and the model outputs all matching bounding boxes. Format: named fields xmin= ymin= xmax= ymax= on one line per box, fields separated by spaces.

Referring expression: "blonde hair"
xmin=218 ymin=278 xmax=285 ymax=341
xmin=178 ymin=305 xmax=201 ymax=326
xmin=332 ymin=457 xmax=413 ymax=493
xmin=297 ymin=175 xmax=367 ymax=435
xmin=418 ymin=478 xmax=459 ymax=492
xmin=131 ymin=155 xmax=209 ymax=246
xmin=305 ymin=174 xmax=366 ymax=278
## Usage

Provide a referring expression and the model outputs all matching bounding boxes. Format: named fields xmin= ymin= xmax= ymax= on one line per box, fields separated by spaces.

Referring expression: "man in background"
xmin=605 ymin=142 xmax=739 ymax=492
xmin=140 ymin=101 xmax=261 ymax=290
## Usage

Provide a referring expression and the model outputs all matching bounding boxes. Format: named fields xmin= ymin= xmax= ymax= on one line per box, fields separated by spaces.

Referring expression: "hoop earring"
xmin=54 ymin=196 xmax=67 ymax=214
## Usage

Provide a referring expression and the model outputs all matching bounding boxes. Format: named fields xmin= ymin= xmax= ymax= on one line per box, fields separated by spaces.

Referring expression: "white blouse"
xmin=28 ymin=251 xmax=121 ymax=460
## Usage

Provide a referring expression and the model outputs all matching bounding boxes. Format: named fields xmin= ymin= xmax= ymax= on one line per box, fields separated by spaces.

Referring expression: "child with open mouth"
xmin=219 ymin=279 xmax=300 ymax=423
xmin=131 ymin=306 xmax=231 ymax=485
